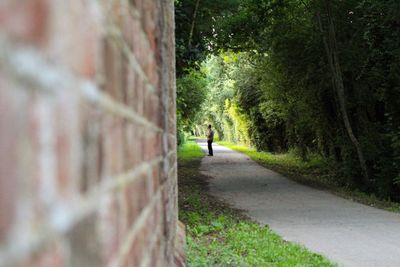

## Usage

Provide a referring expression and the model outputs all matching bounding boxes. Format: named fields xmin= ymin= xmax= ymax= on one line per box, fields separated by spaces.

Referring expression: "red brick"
xmin=24 ymin=243 xmax=66 ymax=267
xmin=99 ymin=194 xmax=121 ymax=262
xmin=124 ymin=174 xmax=150 ymax=227
xmin=45 ymin=1 xmax=101 ymax=79
xmin=55 ymin=91 xmax=80 ymax=197
xmin=142 ymin=1 xmax=157 ymax=50
xmin=152 ymin=165 xmax=160 ymax=194
xmin=79 ymin=103 xmax=102 ymax=192
xmin=100 ymin=114 xmax=115 ymax=178
xmin=123 ymin=122 xmax=138 ymax=168
xmin=103 ymin=39 xmax=123 ymax=100
xmin=135 ymin=77 xmax=144 ymax=115
xmin=108 ymin=117 xmax=124 ymax=175
xmin=0 ymin=77 xmax=20 ymax=240
xmin=124 ymin=230 xmax=144 ymax=267
xmin=0 ymin=0 xmax=49 ymax=45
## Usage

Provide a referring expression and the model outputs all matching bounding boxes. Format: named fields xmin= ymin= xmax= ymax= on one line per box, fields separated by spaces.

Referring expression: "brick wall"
xmin=0 ymin=0 xmax=183 ymax=266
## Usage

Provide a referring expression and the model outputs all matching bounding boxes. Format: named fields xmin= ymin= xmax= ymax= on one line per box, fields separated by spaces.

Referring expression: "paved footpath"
xmin=198 ymin=141 xmax=400 ymax=267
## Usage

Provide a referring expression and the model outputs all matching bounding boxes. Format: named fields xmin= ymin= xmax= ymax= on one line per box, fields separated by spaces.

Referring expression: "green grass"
xmin=178 ymin=140 xmax=205 ymax=161
xmin=218 ymin=141 xmax=327 ymax=170
xmin=217 ymin=141 xmax=331 ymax=185
xmin=217 ymin=141 xmax=400 ymax=213
xmin=178 ymin=141 xmax=335 ymax=267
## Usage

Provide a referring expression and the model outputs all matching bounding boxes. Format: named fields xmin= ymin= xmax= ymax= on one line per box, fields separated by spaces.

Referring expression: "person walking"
xmin=207 ymin=124 xmax=214 ymax=156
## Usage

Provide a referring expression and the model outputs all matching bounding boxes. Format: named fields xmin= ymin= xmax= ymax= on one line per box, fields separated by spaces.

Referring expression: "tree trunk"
xmin=316 ymin=0 xmax=370 ymax=183
xmin=188 ymin=0 xmax=201 ymax=47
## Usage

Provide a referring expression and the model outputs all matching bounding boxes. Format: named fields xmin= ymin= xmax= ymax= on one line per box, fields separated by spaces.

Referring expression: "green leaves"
xmin=175 ymin=0 xmax=241 ymax=75
xmin=176 ymin=0 xmax=400 ymax=199
xmin=177 ymin=68 xmax=207 ymax=141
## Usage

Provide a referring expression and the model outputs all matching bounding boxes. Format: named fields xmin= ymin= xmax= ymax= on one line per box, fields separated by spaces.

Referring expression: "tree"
xmin=315 ymin=0 xmax=370 ymax=183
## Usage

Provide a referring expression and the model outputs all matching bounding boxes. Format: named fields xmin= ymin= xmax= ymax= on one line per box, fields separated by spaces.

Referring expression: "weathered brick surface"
xmin=0 ymin=0 xmax=184 ymax=266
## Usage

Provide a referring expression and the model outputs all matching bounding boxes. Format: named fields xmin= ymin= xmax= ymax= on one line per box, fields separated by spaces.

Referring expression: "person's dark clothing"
xmin=207 ymin=129 xmax=214 ymax=156
xmin=207 ymin=140 xmax=213 ymax=156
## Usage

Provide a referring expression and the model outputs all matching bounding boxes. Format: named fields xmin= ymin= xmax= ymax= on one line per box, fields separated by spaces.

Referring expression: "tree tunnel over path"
xmin=176 ymin=0 xmax=400 ymax=201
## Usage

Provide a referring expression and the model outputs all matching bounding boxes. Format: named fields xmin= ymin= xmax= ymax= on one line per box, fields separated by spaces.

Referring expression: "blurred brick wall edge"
xmin=0 ymin=0 xmax=185 ymax=266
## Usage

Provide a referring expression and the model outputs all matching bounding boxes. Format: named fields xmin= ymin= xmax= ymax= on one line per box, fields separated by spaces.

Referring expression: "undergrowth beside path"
xmin=178 ymin=140 xmax=335 ymax=266
xmin=217 ymin=141 xmax=400 ymax=213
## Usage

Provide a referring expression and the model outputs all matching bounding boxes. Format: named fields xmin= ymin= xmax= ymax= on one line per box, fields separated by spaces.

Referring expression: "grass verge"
xmin=178 ymin=140 xmax=335 ymax=266
xmin=217 ymin=141 xmax=400 ymax=213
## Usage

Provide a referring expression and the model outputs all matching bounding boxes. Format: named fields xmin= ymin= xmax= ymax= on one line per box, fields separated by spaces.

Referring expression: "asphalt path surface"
xmin=198 ymin=140 xmax=400 ymax=267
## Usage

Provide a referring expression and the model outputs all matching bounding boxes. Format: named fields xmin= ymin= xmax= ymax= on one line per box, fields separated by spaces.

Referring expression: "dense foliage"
xmin=175 ymin=0 xmax=240 ymax=75
xmin=176 ymin=68 xmax=207 ymax=144
xmin=175 ymin=0 xmax=240 ymax=143
xmin=176 ymin=0 xmax=400 ymax=199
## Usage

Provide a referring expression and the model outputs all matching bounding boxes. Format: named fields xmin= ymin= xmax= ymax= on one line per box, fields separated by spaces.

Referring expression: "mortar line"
xmin=139 ymin=223 xmax=163 ymax=267
xmin=106 ymin=24 xmax=156 ymax=93
xmin=99 ymin=0 xmax=157 ymax=94
xmin=0 ymin=35 xmax=162 ymax=133
xmin=108 ymin=185 xmax=164 ymax=267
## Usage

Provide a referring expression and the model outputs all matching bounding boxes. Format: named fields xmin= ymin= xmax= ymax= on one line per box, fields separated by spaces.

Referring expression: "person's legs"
xmin=208 ymin=140 xmax=213 ymax=156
